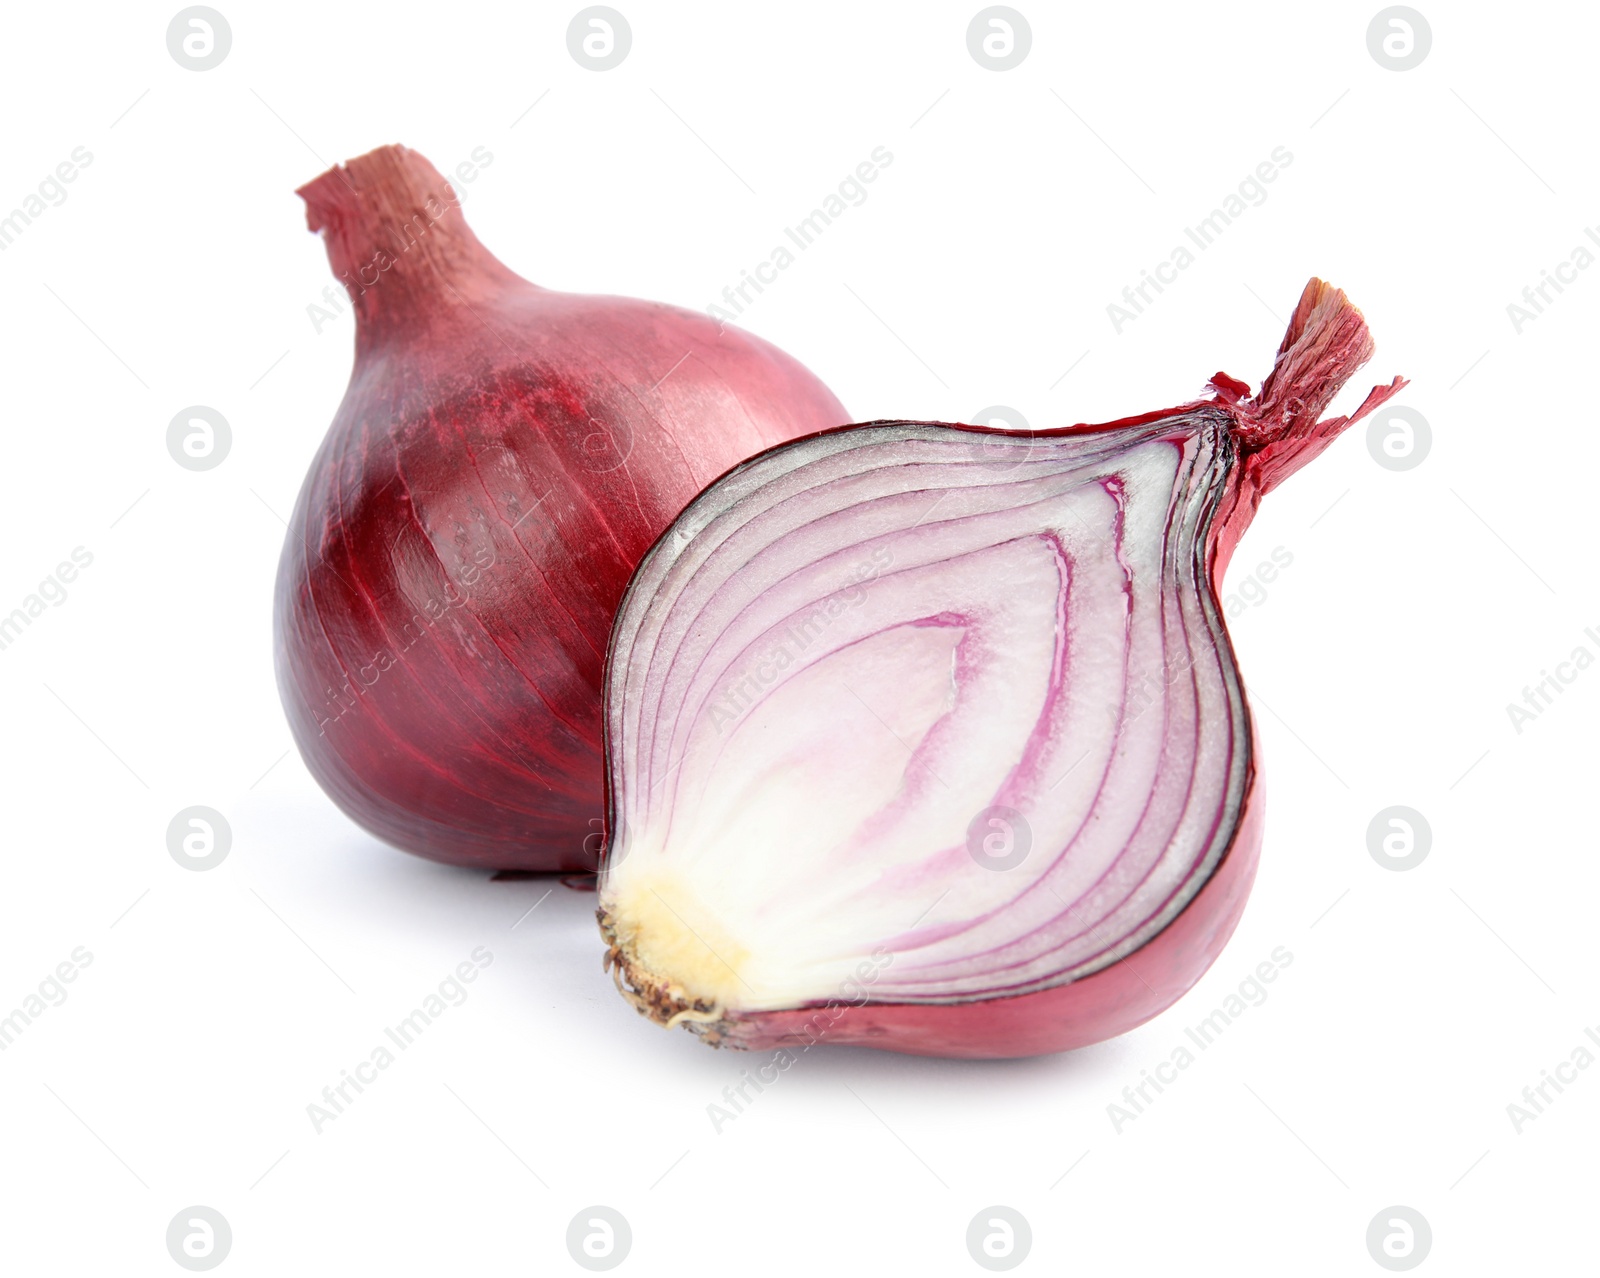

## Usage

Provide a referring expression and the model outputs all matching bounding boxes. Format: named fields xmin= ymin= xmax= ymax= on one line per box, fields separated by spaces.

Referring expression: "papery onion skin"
xmin=597 ymin=279 xmax=1403 ymax=1057
xmin=273 ymin=145 xmax=847 ymax=873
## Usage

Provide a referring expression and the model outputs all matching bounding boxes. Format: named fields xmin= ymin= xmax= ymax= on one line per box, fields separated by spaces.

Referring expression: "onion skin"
xmin=599 ymin=279 xmax=1403 ymax=1056
xmin=274 ymin=145 xmax=847 ymax=872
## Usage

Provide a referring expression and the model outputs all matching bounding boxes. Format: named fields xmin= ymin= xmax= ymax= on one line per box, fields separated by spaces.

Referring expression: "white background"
xmin=2 ymin=1 xmax=1594 ymax=1273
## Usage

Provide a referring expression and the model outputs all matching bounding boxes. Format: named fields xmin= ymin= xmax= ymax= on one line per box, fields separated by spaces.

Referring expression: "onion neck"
xmin=1208 ymin=278 xmax=1407 ymax=499
xmin=298 ymin=145 xmax=525 ymax=351
xmin=1198 ymin=278 xmax=1406 ymax=584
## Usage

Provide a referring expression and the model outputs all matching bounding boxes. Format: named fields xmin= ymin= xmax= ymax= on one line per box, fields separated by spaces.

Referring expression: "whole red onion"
xmin=274 ymin=145 xmax=847 ymax=872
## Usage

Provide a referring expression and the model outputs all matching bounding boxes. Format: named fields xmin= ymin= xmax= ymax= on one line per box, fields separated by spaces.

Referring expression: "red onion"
xmin=598 ymin=279 xmax=1403 ymax=1057
xmin=274 ymin=146 xmax=847 ymax=873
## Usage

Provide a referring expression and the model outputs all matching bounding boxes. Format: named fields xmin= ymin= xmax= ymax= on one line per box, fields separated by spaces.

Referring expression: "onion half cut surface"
xmin=598 ymin=279 xmax=1403 ymax=1057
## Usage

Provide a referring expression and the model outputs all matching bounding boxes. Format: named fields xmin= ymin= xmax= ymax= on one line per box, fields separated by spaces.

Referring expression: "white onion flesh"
xmin=599 ymin=415 xmax=1250 ymax=1020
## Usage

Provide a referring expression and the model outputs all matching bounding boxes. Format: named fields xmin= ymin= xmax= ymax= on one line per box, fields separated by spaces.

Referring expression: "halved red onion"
xmin=598 ymin=280 xmax=1403 ymax=1057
